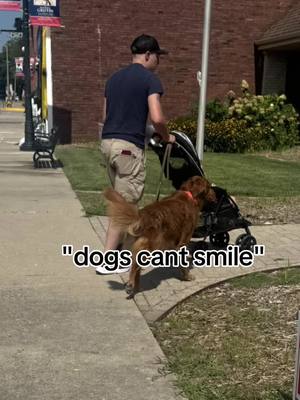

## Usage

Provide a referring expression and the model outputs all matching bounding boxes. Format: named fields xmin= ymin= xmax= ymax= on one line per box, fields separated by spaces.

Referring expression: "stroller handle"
xmin=149 ymin=134 xmax=164 ymax=148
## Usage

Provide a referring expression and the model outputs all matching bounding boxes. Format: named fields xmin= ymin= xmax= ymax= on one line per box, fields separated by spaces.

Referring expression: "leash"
xmin=156 ymin=143 xmax=172 ymax=201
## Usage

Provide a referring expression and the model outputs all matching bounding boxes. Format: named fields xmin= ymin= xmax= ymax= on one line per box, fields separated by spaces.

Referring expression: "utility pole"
xmin=5 ymin=45 xmax=9 ymax=101
xmin=20 ymin=0 xmax=35 ymax=150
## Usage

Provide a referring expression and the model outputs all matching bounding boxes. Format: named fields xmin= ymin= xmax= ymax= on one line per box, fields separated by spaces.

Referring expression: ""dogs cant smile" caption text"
xmin=61 ymin=245 xmax=265 ymax=272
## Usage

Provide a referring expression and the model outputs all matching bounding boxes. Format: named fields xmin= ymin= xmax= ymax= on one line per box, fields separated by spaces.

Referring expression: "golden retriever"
xmin=104 ymin=176 xmax=216 ymax=298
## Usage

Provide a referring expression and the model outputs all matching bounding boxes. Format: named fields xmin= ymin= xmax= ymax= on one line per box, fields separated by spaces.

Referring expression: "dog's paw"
xmin=180 ymin=270 xmax=196 ymax=281
xmin=126 ymin=292 xmax=135 ymax=300
xmin=124 ymin=282 xmax=132 ymax=293
xmin=185 ymin=273 xmax=195 ymax=281
xmin=125 ymin=282 xmax=135 ymax=298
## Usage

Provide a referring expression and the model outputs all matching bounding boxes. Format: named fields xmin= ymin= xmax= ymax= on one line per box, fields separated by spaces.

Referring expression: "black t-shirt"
xmin=102 ymin=63 xmax=163 ymax=149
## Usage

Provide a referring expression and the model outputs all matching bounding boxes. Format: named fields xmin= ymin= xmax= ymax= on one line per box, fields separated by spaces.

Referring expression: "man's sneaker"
xmin=95 ymin=265 xmax=130 ymax=275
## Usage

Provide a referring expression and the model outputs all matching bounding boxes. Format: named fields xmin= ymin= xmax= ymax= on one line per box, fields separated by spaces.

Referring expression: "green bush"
xmin=206 ymin=99 xmax=229 ymax=122
xmin=192 ymin=98 xmax=229 ymax=122
xmin=168 ymin=117 xmax=264 ymax=153
xmin=168 ymin=117 xmax=260 ymax=153
xmin=168 ymin=116 xmax=198 ymax=143
xmin=168 ymin=82 xmax=299 ymax=153
xmin=205 ymin=119 xmax=264 ymax=153
xmin=229 ymin=91 xmax=299 ymax=150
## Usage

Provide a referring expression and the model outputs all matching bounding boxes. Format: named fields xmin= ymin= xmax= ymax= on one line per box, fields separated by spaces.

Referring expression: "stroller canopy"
xmin=150 ymin=130 xmax=205 ymax=189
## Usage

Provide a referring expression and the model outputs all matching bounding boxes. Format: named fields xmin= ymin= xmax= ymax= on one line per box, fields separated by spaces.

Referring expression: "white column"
xmin=45 ymin=28 xmax=53 ymax=132
xmin=196 ymin=0 xmax=212 ymax=161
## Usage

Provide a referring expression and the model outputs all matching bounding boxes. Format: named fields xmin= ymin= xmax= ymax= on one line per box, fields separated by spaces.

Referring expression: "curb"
xmin=1 ymin=108 xmax=25 ymax=113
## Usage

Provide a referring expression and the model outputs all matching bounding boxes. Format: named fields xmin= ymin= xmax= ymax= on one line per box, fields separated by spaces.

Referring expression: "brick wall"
xmin=52 ymin=0 xmax=296 ymax=143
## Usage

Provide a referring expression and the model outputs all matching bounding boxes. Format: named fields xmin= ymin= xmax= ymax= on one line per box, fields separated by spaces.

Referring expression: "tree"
xmin=0 ymin=37 xmax=23 ymax=99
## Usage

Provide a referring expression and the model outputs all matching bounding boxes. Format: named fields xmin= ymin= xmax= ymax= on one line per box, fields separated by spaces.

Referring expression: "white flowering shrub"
xmin=227 ymin=83 xmax=299 ymax=150
xmin=169 ymin=81 xmax=299 ymax=152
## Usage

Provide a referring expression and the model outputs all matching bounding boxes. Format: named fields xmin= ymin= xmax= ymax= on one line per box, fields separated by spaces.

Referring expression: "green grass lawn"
xmin=203 ymin=153 xmax=300 ymax=197
xmin=55 ymin=143 xmax=300 ymax=215
xmin=153 ymin=267 xmax=300 ymax=400
xmin=55 ymin=144 xmax=174 ymax=194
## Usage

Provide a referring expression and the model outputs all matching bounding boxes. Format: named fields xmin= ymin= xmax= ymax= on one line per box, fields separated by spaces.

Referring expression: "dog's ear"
xmin=205 ymin=187 xmax=217 ymax=203
xmin=180 ymin=176 xmax=205 ymax=194
xmin=180 ymin=176 xmax=216 ymax=203
xmin=188 ymin=176 xmax=210 ymax=197
xmin=193 ymin=177 xmax=210 ymax=198
xmin=180 ymin=179 xmax=193 ymax=192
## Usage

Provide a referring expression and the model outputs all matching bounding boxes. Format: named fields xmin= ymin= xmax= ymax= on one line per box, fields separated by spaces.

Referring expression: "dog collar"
xmin=184 ymin=191 xmax=197 ymax=203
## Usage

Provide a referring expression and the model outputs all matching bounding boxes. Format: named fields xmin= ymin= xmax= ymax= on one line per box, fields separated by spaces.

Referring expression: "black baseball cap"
xmin=130 ymin=34 xmax=168 ymax=55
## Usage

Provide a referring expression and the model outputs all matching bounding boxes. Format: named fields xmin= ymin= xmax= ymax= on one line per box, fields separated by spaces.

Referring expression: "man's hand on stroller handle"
xmin=167 ymin=133 xmax=176 ymax=143
xmin=152 ymin=132 xmax=176 ymax=144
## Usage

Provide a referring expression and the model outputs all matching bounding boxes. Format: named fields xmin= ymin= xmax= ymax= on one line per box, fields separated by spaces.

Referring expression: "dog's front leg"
xmin=124 ymin=237 xmax=149 ymax=299
xmin=178 ymin=239 xmax=196 ymax=282
xmin=125 ymin=260 xmax=141 ymax=299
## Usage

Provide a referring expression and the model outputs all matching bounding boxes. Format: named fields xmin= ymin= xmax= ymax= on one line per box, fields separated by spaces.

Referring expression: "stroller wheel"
xmin=209 ymin=232 xmax=230 ymax=248
xmin=235 ymin=234 xmax=257 ymax=251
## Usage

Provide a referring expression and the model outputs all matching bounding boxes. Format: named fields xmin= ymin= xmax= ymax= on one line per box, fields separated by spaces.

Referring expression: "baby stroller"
xmin=149 ymin=130 xmax=257 ymax=251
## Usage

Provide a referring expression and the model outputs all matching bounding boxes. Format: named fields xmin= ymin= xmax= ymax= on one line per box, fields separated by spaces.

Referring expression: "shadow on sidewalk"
xmin=106 ymin=241 xmax=216 ymax=293
xmin=107 ymin=266 xmax=183 ymax=293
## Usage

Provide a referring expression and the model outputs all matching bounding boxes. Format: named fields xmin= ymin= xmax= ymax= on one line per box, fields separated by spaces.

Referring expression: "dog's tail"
xmin=103 ymin=188 xmax=141 ymax=236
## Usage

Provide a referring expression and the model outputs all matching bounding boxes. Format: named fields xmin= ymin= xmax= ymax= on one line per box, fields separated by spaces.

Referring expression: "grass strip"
xmin=153 ymin=267 xmax=300 ymax=400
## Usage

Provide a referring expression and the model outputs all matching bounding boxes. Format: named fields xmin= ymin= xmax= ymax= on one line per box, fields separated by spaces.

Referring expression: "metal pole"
xmin=20 ymin=0 xmax=35 ymax=150
xmin=196 ymin=0 xmax=212 ymax=161
xmin=5 ymin=45 xmax=9 ymax=101
xmin=14 ymin=70 xmax=17 ymax=101
xmin=45 ymin=28 xmax=53 ymax=132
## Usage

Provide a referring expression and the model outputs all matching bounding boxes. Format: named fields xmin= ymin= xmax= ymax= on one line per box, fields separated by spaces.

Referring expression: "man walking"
xmin=98 ymin=34 xmax=175 ymax=273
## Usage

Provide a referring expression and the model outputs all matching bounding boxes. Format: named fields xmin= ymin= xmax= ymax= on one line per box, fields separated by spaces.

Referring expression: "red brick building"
xmin=51 ymin=0 xmax=299 ymax=143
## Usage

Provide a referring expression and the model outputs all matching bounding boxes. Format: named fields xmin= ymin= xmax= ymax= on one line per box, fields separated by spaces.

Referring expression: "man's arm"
xmin=99 ymin=98 xmax=107 ymax=138
xmin=148 ymin=94 xmax=175 ymax=143
xmin=102 ymin=97 xmax=107 ymax=123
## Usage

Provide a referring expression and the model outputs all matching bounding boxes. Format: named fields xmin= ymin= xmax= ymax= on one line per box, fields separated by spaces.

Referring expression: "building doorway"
xmin=285 ymin=51 xmax=300 ymax=115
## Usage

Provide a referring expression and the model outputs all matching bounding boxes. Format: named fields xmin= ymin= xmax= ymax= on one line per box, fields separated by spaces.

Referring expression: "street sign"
xmin=294 ymin=311 xmax=300 ymax=400
xmin=15 ymin=57 xmax=24 ymax=77
xmin=29 ymin=0 xmax=62 ymax=27
xmin=14 ymin=57 xmax=35 ymax=78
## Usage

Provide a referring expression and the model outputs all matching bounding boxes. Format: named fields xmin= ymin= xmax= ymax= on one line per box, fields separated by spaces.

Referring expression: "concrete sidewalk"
xmin=0 ymin=112 xmax=184 ymax=400
xmin=90 ymin=217 xmax=300 ymax=323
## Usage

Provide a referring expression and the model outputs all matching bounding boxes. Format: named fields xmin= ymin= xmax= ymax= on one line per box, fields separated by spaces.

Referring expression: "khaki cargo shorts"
xmin=100 ymin=139 xmax=146 ymax=203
